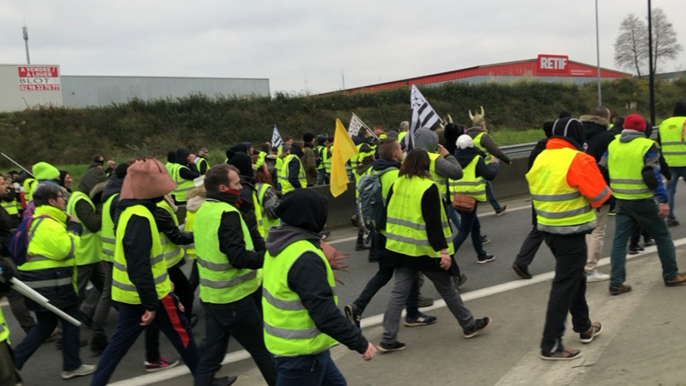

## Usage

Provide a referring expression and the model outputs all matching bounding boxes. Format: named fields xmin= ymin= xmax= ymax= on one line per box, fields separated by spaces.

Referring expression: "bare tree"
xmin=649 ymin=8 xmax=683 ymax=73
xmin=614 ymin=14 xmax=647 ymax=76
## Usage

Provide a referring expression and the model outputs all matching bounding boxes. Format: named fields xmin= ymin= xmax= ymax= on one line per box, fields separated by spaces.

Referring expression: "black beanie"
xmin=552 ymin=118 xmax=585 ymax=150
xmin=167 ymin=150 xmax=176 ymax=163
xmin=276 ymin=189 xmax=328 ymax=233
xmin=673 ymin=101 xmax=686 ymax=117
xmin=228 ymin=152 xmax=254 ymax=178
xmin=559 ymin=110 xmax=572 ymax=119
xmin=115 ymin=163 xmax=130 ymax=179
xmin=231 ymin=143 xmax=248 ymax=154
xmin=303 ymin=133 xmax=315 ymax=144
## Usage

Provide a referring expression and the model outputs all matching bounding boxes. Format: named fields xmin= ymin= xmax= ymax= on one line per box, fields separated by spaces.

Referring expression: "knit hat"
xmin=120 ymin=159 xmax=176 ymax=200
xmin=33 ymin=162 xmax=60 ymax=181
xmin=227 ymin=152 xmax=254 ymax=178
xmin=623 ymin=114 xmax=646 ymax=132
xmin=276 ymin=189 xmax=328 ymax=233
xmin=303 ymin=133 xmax=315 ymax=143
xmin=456 ymin=134 xmax=474 ymax=149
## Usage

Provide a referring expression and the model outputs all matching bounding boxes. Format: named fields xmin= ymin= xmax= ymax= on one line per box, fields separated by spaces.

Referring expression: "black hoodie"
xmin=580 ymin=115 xmax=614 ymax=163
xmin=175 ymin=148 xmax=200 ymax=180
xmin=73 ymin=167 xmax=108 ymax=233
xmin=265 ymin=190 xmax=369 ymax=354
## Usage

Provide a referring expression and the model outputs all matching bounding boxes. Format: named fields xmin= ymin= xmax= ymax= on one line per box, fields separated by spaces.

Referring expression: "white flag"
xmin=348 ymin=113 xmax=379 ymax=140
xmin=408 ymin=85 xmax=442 ymax=150
xmin=271 ymin=125 xmax=284 ymax=149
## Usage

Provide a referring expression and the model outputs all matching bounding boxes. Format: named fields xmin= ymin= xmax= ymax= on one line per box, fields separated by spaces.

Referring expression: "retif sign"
xmin=537 ymin=55 xmax=570 ymax=75
xmin=18 ymin=66 xmax=61 ymax=91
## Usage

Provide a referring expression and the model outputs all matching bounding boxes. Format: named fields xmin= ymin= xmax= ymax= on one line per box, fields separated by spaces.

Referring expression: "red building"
xmin=345 ymin=54 xmax=630 ymax=92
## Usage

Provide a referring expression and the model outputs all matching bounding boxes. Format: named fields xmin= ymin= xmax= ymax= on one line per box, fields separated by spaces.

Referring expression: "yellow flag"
xmin=330 ymin=118 xmax=359 ymax=197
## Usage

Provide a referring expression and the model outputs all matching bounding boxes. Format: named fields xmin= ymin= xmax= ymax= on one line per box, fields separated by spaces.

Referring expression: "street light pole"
xmin=647 ymin=0 xmax=656 ymax=125
xmin=22 ymin=26 xmax=30 ymax=65
xmin=595 ymin=0 xmax=602 ymax=106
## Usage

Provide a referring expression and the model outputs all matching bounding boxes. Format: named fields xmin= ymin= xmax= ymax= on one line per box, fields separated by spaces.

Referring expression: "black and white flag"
xmin=407 ymin=85 xmax=442 ymax=150
xmin=271 ymin=125 xmax=284 ymax=149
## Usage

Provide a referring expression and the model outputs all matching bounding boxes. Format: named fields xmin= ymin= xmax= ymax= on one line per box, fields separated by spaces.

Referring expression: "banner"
xmin=407 ymin=85 xmax=442 ymax=150
xmin=348 ymin=113 xmax=379 ymax=140
xmin=271 ymin=125 xmax=284 ymax=149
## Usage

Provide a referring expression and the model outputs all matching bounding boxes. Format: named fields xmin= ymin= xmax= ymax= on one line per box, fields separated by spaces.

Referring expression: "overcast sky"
xmin=1 ymin=0 xmax=684 ymax=94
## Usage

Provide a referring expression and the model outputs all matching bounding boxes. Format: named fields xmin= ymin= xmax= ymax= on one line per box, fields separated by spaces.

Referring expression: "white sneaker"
xmin=61 ymin=364 xmax=96 ymax=380
xmin=586 ymin=271 xmax=610 ymax=283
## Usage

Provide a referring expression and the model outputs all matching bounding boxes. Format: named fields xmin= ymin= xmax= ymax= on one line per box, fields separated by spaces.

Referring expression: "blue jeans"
xmin=452 ymin=204 xmax=487 ymax=257
xmin=317 ymin=169 xmax=329 ymax=186
xmin=14 ymin=304 xmax=81 ymax=371
xmin=485 ymin=180 xmax=502 ymax=212
xmin=353 ymin=233 xmax=420 ymax=318
xmin=447 ymin=205 xmax=461 ymax=230
xmin=274 ymin=349 xmax=346 ymax=386
xmin=90 ymin=293 xmax=199 ymax=386
xmin=667 ymin=167 xmax=686 ymax=219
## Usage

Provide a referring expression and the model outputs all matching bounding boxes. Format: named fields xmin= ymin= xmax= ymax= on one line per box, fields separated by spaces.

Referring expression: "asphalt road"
xmin=7 ymin=188 xmax=686 ymax=385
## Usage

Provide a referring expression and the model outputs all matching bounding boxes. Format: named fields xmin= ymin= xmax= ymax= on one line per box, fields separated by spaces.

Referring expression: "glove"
xmin=0 ymin=258 xmax=15 ymax=283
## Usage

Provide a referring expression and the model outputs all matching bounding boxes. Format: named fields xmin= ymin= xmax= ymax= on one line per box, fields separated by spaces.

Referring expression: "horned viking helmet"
xmin=469 ymin=106 xmax=485 ymax=125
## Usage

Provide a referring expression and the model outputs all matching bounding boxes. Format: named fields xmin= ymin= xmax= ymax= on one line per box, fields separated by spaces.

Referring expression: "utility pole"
xmin=22 ymin=25 xmax=30 ymax=64
xmin=341 ymin=69 xmax=345 ymax=90
xmin=595 ymin=0 xmax=602 ymax=106
xmin=647 ymin=0 xmax=656 ymax=125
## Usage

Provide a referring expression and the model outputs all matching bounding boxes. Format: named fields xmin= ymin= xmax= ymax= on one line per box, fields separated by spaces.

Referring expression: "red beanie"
xmin=623 ymin=114 xmax=646 ymax=132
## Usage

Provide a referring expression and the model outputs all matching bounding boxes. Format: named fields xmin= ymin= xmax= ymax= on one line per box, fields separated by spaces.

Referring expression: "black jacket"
xmin=175 ymin=148 xmax=200 ymax=181
xmin=581 ymin=115 xmax=614 ymax=163
xmin=116 ymin=198 xmax=164 ymax=311
xmin=287 ymin=156 xmax=303 ymax=189
xmin=154 ymin=202 xmax=193 ymax=269
xmin=454 ymin=147 xmax=499 ymax=180
xmin=237 ymin=177 xmax=266 ymax=253
xmin=205 ymin=191 xmax=264 ymax=270
xmin=0 ymin=206 xmax=12 ymax=257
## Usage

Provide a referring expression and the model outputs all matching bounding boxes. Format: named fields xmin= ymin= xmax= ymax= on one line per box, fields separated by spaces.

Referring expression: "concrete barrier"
xmin=176 ymin=158 xmax=531 ymax=230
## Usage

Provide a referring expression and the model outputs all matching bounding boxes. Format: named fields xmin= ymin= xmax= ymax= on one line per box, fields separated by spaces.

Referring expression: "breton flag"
xmin=407 ymin=85 xmax=442 ymax=150
xmin=348 ymin=113 xmax=379 ymax=140
xmin=271 ymin=125 xmax=284 ymax=149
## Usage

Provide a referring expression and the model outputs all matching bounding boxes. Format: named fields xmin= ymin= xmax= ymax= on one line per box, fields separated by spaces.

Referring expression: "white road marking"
xmin=108 ymin=236 xmax=686 ymax=386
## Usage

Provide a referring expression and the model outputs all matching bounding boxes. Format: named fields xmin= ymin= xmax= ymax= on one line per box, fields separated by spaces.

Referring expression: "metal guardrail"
xmin=500 ymin=126 xmax=659 ymax=160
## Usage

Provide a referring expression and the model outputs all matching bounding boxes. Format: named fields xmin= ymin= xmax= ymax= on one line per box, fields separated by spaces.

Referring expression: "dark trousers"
xmin=145 ymin=265 xmax=196 ymax=362
xmin=514 ymin=226 xmax=545 ymax=268
xmin=190 ymin=260 xmax=200 ymax=293
xmin=274 ymin=349 xmax=346 ymax=386
xmin=485 ymin=180 xmax=502 ymax=212
xmin=353 ymin=233 xmax=420 ymax=318
xmin=610 ymin=199 xmax=679 ymax=286
xmin=14 ymin=304 xmax=82 ymax=371
xmin=629 ymin=226 xmax=652 ymax=248
xmin=0 ymin=341 xmax=21 ymax=386
xmin=452 ymin=204 xmax=487 ymax=257
xmin=1 ymin=258 xmax=35 ymax=333
xmin=540 ymin=233 xmax=592 ymax=353
xmin=195 ymin=298 xmax=277 ymax=386
xmin=90 ymin=294 xmax=199 ymax=386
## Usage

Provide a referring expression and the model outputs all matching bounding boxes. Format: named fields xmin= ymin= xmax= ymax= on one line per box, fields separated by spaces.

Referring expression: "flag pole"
xmin=1 ymin=152 xmax=34 ymax=177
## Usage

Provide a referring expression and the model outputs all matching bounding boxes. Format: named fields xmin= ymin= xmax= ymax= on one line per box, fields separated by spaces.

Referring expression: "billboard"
xmin=536 ymin=54 xmax=570 ymax=75
xmin=18 ymin=66 xmax=60 ymax=91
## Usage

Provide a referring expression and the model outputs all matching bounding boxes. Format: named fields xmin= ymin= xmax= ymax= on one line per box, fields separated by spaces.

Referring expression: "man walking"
xmin=526 ymin=117 xmax=609 ymax=360
xmin=604 ymin=114 xmax=686 ymax=295
xmin=659 ymin=101 xmax=686 ymax=227
xmin=193 ymin=164 xmax=276 ymax=386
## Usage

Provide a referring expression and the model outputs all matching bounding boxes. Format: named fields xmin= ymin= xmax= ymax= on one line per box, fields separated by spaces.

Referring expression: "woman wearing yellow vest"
xmin=91 ymin=159 xmax=202 ymax=385
xmin=380 ymin=149 xmax=491 ymax=353
xmin=255 ymin=163 xmax=281 ymax=236
xmin=451 ymin=135 xmax=498 ymax=264
xmin=263 ymin=189 xmax=376 ymax=384
xmin=13 ymin=183 xmax=97 ymax=380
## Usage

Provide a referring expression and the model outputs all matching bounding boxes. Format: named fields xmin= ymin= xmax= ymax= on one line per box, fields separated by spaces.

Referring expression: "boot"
xmin=90 ymin=334 xmax=109 ymax=356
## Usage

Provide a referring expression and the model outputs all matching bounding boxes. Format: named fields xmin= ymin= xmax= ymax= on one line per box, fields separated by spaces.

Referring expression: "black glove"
xmin=67 ymin=221 xmax=83 ymax=236
xmin=0 ymin=258 xmax=15 ymax=283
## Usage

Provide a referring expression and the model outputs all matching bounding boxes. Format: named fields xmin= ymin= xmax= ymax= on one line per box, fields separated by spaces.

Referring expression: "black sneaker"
xmin=668 ymin=218 xmax=680 ymax=227
xmin=404 ymin=313 xmax=438 ymax=327
xmin=480 ymin=234 xmax=490 ymax=245
xmin=344 ymin=304 xmax=361 ymax=328
xmin=452 ymin=273 xmax=468 ymax=288
xmin=627 ymin=245 xmax=643 ymax=255
xmin=495 ymin=206 xmax=507 ymax=216
xmin=463 ymin=317 xmax=492 ymax=338
xmin=643 ymin=238 xmax=655 ymax=247
xmin=212 ymin=376 xmax=238 ymax=386
xmin=512 ymin=263 xmax=532 ymax=279
xmin=90 ymin=335 xmax=108 ymax=357
xmin=579 ymin=322 xmax=602 ymax=344
xmin=378 ymin=341 xmax=406 ymax=353
xmin=477 ymin=254 xmax=495 ymax=264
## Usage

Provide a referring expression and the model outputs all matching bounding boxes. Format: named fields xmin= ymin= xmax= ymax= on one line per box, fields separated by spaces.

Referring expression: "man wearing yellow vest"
xmin=315 ymin=135 xmax=328 ymax=186
xmin=279 ymin=145 xmax=307 ymax=195
xmin=1 ymin=174 xmax=20 ymax=227
xmin=91 ymin=159 xmax=203 ymax=386
xmin=263 ymin=189 xmax=376 ymax=384
xmin=398 ymin=121 xmax=409 ymax=150
xmin=65 ymin=167 xmax=109 ymax=353
xmin=196 ymin=147 xmax=211 ymax=175
xmin=171 ymin=148 xmax=201 ymax=204
xmin=467 ymin=108 xmax=510 ymax=215
xmin=194 ymin=164 xmax=277 ymax=386
xmin=13 ymin=183 xmax=97 ymax=379
xmin=346 ymin=138 xmax=436 ymax=329
xmin=659 ymin=101 xmax=686 ymax=227
xmin=604 ymin=114 xmax=686 ymax=295
xmin=527 ymin=117 xmax=610 ymax=360
xmin=227 ymin=152 xmax=267 ymax=251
